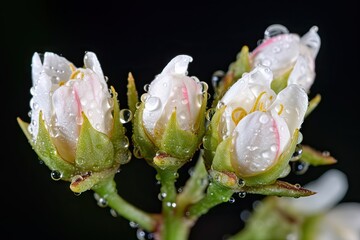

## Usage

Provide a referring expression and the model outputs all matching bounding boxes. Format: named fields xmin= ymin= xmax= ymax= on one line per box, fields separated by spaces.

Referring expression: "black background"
xmin=2 ymin=0 xmax=359 ymax=239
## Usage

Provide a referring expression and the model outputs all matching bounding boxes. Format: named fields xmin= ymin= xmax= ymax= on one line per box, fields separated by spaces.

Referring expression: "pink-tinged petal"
xmin=285 ymin=169 xmax=348 ymax=215
xmin=287 ymin=53 xmax=315 ymax=93
xmin=251 ymin=34 xmax=300 ymax=78
xmin=318 ymin=203 xmax=360 ymax=240
xmin=51 ymin=83 xmax=81 ymax=161
xmin=143 ymin=55 xmax=202 ymax=136
xmin=231 ymin=111 xmax=290 ymax=176
xmin=43 ymin=52 xmax=72 ymax=83
xmin=300 ymin=26 xmax=321 ymax=59
xmin=270 ymin=84 xmax=308 ymax=135
xmin=74 ymin=70 xmax=113 ymax=135
xmin=83 ymin=51 xmax=106 ymax=83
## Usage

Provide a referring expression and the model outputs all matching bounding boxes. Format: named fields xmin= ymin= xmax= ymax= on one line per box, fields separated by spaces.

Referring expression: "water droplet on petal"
xmin=145 ymin=97 xmax=161 ymax=111
xmin=259 ymin=113 xmax=269 ymax=124
xmin=264 ymin=24 xmax=289 ymax=39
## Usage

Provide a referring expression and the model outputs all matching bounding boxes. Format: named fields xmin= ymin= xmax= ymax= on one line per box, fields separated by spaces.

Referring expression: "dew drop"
xmin=136 ymin=228 xmax=146 ymax=240
xmin=200 ymin=81 xmax=208 ymax=93
xmin=205 ymin=108 xmax=216 ymax=121
xmin=110 ymin=208 xmax=118 ymax=217
xmin=292 ymin=160 xmax=309 ymax=175
xmin=259 ymin=113 xmax=269 ymax=124
xmin=157 ymin=192 xmax=167 ymax=201
xmin=145 ymin=97 xmax=161 ymax=111
xmin=290 ymin=144 xmax=303 ymax=161
xmin=97 ymin=198 xmax=108 ymax=207
xmin=211 ymin=70 xmax=225 ymax=89
xmin=143 ymin=84 xmax=150 ymax=92
xmin=240 ymin=209 xmax=251 ymax=221
xmin=322 ymin=151 xmax=330 ymax=157
xmin=120 ymin=109 xmax=133 ymax=124
xmin=228 ymin=197 xmax=235 ymax=203
xmin=133 ymin=147 xmax=143 ymax=159
xmin=264 ymin=24 xmax=289 ymax=39
xmin=50 ymin=170 xmax=62 ymax=181
xmin=238 ymin=191 xmax=246 ymax=198
xmin=238 ymin=179 xmax=245 ymax=187
xmin=129 ymin=221 xmax=139 ymax=228
xmin=73 ymin=192 xmax=81 ymax=196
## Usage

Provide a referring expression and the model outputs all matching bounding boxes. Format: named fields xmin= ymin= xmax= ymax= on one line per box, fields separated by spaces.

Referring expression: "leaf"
xmin=241 ymin=180 xmax=316 ymax=198
xmin=301 ymin=144 xmax=337 ymax=166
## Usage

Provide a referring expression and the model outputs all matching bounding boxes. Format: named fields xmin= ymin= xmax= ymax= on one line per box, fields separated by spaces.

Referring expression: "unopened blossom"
xmin=250 ymin=24 xmax=321 ymax=93
xmin=133 ymin=55 xmax=207 ymax=163
xmin=208 ymin=65 xmax=308 ymax=184
xmin=29 ymin=51 xmax=113 ymax=163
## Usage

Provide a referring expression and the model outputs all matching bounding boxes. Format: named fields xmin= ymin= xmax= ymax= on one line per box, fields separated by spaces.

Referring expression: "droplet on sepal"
xmin=238 ymin=191 xmax=246 ymax=198
xmin=290 ymin=144 xmax=303 ymax=161
xmin=211 ymin=70 xmax=225 ymax=89
xmin=292 ymin=160 xmax=309 ymax=175
xmin=119 ymin=109 xmax=133 ymax=123
xmin=50 ymin=170 xmax=62 ymax=181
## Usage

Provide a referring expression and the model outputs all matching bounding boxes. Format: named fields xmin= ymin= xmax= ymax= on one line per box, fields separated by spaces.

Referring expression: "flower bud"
xmin=204 ymin=65 xmax=308 ymax=186
xmin=17 ymin=51 xmax=130 ymax=193
xmin=132 ymin=55 xmax=207 ymax=166
xmin=250 ymin=24 xmax=321 ymax=93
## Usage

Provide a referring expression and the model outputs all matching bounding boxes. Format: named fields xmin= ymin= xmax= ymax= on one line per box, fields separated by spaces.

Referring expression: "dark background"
xmin=2 ymin=0 xmax=359 ymax=239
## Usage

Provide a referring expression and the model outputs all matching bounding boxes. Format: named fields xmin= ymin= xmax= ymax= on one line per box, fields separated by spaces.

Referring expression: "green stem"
xmin=92 ymin=177 xmax=157 ymax=232
xmin=156 ymin=168 xmax=194 ymax=240
xmin=188 ymin=180 xmax=234 ymax=218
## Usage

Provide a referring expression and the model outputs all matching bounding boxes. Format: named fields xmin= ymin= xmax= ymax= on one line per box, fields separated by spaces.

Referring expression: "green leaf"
xmin=301 ymin=145 xmax=337 ymax=166
xmin=75 ymin=113 xmax=114 ymax=172
xmin=241 ymin=180 xmax=316 ymax=197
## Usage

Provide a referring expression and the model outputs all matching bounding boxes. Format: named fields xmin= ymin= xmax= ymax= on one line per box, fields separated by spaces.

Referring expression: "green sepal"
xmin=229 ymin=45 xmax=251 ymax=81
xmin=17 ymin=114 xmax=76 ymax=181
xmin=271 ymin=67 xmax=292 ymax=94
xmin=126 ymin=72 xmax=139 ymax=116
xmin=153 ymin=151 xmax=185 ymax=171
xmin=69 ymin=167 xmax=117 ymax=193
xmin=301 ymin=145 xmax=337 ymax=166
xmin=305 ymin=94 xmax=321 ymax=118
xmin=202 ymin=106 xmax=225 ymax=169
xmin=240 ymin=130 xmax=300 ymax=186
xmin=209 ymin=169 xmax=241 ymax=189
xmin=241 ymin=180 xmax=316 ymax=197
xmin=211 ymin=137 xmax=235 ymax=173
xmin=109 ymin=86 xmax=131 ymax=165
xmin=132 ymin=103 xmax=157 ymax=162
xmin=160 ymin=110 xmax=201 ymax=161
xmin=75 ymin=113 xmax=114 ymax=172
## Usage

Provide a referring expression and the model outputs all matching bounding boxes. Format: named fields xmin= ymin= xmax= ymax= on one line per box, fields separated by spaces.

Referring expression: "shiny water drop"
xmin=97 ymin=197 xmax=108 ymax=207
xmin=50 ymin=170 xmax=62 ymax=181
xmin=158 ymin=192 xmax=167 ymax=201
xmin=292 ymin=160 xmax=309 ymax=175
xmin=143 ymin=84 xmax=150 ymax=92
xmin=136 ymin=228 xmax=146 ymax=240
xmin=145 ymin=97 xmax=161 ymax=111
xmin=238 ymin=191 xmax=246 ymax=198
xmin=259 ymin=113 xmax=269 ymax=124
xmin=211 ymin=70 xmax=225 ymax=89
xmin=120 ymin=109 xmax=133 ymax=123
xmin=228 ymin=197 xmax=235 ymax=203
xmin=129 ymin=221 xmax=139 ymax=228
xmin=264 ymin=24 xmax=289 ymax=39
xmin=238 ymin=179 xmax=245 ymax=187
xmin=200 ymin=81 xmax=209 ymax=93
xmin=110 ymin=208 xmax=118 ymax=217
xmin=205 ymin=108 xmax=216 ymax=121
xmin=290 ymin=144 xmax=303 ymax=161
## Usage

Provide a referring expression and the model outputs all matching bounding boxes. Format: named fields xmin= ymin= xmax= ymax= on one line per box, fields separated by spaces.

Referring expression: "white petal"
xmin=300 ymin=26 xmax=321 ymax=59
xmin=31 ymin=52 xmax=43 ymax=86
xmin=270 ymin=84 xmax=308 ymax=134
xmin=231 ymin=111 xmax=290 ymax=176
xmin=161 ymin=55 xmax=193 ymax=75
xmin=251 ymin=34 xmax=300 ymax=78
xmin=285 ymin=169 xmax=348 ymax=214
xmin=43 ymin=52 xmax=72 ymax=83
xmin=287 ymin=52 xmax=315 ymax=93
xmin=73 ymin=70 xmax=113 ymax=135
xmin=83 ymin=51 xmax=105 ymax=82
